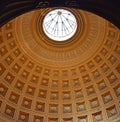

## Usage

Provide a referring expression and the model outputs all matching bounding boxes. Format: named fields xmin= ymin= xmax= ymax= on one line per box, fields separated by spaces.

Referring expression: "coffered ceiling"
xmin=0 ymin=1 xmax=120 ymax=122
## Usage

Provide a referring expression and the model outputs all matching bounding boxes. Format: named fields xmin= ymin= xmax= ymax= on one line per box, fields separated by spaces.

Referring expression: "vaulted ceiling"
xmin=0 ymin=1 xmax=120 ymax=122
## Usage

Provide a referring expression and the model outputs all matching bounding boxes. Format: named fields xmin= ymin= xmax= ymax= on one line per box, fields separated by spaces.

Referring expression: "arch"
xmin=0 ymin=0 xmax=120 ymax=28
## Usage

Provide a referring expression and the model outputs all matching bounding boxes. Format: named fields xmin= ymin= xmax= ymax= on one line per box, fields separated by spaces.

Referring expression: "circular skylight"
xmin=42 ymin=9 xmax=77 ymax=41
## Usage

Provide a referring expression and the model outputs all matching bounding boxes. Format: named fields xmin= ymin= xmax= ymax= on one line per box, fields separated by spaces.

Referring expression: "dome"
xmin=0 ymin=5 xmax=120 ymax=122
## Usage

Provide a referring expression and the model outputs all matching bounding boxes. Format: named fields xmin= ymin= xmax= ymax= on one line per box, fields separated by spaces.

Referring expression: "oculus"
xmin=42 ymin=9 xmax=77 ymax=41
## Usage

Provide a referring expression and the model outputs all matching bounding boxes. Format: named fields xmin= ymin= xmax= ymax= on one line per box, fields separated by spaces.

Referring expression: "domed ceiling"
xmin=0 ymin=7 xmax=120 ymax=122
